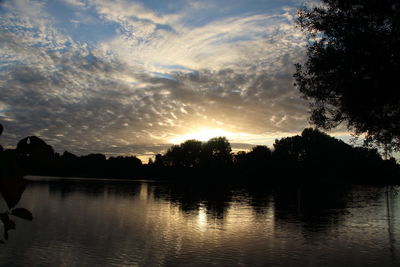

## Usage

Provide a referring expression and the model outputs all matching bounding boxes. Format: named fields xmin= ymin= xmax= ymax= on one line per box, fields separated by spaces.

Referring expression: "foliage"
xmin=164 ymin=140 xmax=202 ymax=167
xmin=163 ymin=137 xmax=232 ymax=168
xmin=271 ymin=128 xmax=392 ymax=183
xmin=13 ymin=135 xmax=143 ymax=179
xmin=273 ymin=128 xmax=351 ymax=162
xmin=201 ymin=137 xmax=232 ymax=167
xmin=294 ymin=0 xmax=400 ymax=150
xmin=1 ymin=125 xmax=398 ymax=183
xmin=274 ymin=128 xmax=348 ymax=161
xmin=234 ymin=145 xmax=271 ymax=167
xmin=17 ymin=136 xmax=54 ymax=159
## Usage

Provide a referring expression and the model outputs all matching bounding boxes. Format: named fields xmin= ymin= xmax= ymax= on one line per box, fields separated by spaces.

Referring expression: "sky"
xmin=0 ymin=0 xmax=353 ymax=161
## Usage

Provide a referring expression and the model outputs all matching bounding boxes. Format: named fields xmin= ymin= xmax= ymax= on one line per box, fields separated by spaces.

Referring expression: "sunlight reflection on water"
xmin=0 ymin=177 xmax=399 ymax=266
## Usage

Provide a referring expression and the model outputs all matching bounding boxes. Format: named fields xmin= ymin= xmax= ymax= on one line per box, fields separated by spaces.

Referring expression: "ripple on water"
xmin=0 ymin=181 xmax=398 ymax=266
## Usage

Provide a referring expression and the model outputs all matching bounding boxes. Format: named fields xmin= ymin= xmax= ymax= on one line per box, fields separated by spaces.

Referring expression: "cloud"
xmin=92 ymin=0 xmax=181 ymax=25
xmin=98 ymin=7 xmax=304 ymax=73
xmin=0 ymin=0 xmax=317 ymax=158
xmin=64 ymin=0 xmax=87 ymax=8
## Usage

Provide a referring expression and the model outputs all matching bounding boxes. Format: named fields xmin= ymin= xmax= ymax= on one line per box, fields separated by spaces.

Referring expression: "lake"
xmin=0 ymin=176 xmax=399 ymax=266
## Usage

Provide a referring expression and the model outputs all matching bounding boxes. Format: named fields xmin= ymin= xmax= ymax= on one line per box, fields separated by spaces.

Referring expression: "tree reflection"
xmin=45 ymin=179 xmax=142 ymax=199
xmin=19 ymin=176 xmax=397 ymax=244
xmin=386 ymin=186 xmax=398 ymax=261
xmin=273 ymin=186 xmax=349 ymax=235
xmin=152 ymin=183 xmax=233 ymax=220
xmin=151 ymin=183 xmax=371 ymax=236
xmin=151 ymin=182 xmax=352 ymax=235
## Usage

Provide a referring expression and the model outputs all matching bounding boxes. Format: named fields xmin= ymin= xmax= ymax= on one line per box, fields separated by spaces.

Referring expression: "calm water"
xmin=0 ymin=176 xmax=399 ymax=266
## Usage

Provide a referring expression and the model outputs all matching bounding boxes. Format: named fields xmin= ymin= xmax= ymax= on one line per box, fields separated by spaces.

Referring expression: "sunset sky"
xmin=0 ymin=0 xmax=356 ymax=160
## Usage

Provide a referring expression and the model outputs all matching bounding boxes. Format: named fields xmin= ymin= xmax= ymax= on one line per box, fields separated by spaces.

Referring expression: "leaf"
xmin=0 ymin=178 xmax=26 ymax=209
xmin=0 ymin=214 xmax=15 ymax=240
xmin=3 ymin=217 xmax=15 ymax=231
xmin=11 ymin=208 xmax=33 ymax=221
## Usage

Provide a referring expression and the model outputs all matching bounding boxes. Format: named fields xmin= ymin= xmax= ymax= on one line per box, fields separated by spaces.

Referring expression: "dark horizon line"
xmin=1 ymin=129 xmax=379 ymax=162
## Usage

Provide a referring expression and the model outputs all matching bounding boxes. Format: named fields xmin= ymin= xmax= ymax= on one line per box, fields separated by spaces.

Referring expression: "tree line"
xmin=1 ymin=125 xmax=398 ymax=184
xmin=148 ymin=128 xmax=398 ymax=184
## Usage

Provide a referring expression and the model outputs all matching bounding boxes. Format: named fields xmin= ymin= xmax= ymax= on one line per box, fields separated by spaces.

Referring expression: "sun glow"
xmin=169 ymin=128 xmax=235 ymax=144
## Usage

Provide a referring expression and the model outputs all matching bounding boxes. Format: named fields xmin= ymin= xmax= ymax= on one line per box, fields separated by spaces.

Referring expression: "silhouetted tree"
xmin=201 ymin=137 xmax=232 ymax=168
xmin=154 ymin=154 xmax=164 ymax=167
xmin=80 ymin=153 xmax=106 ymax=161
xmin=164 ymin=140 xmax=202 ymax=168
xmin=1 ymin=122 xmax=397 ymax=183
xmin=234 ymin=151 xmax=248 ymax=165
xmin=272 ymin=128 xmax=392 ymax=182
xmin=108 ymin=156 xmax=142 ymax=170
xmin=61 ymin=151 xmax=78 ymax=160
xmin=233 ymin=146 xmax=272 ymax=181
xmin=273 ymin=135 xmax=305 ymax=163
xmin=294 ymin=0 xmax=400 ymax=151
xmin=180 ymin=139 xmax=202 ymax=167
xmin=234 ymin=146 xmax=272 ymax=169
xmin=163 ymin=145 xmax=184 ymax=167
xmin=273 ymin=128 xmax=355 ymax=164
xmin=14 ymin=136 xmax=55 ymax=175
xmin=248 ymin=145 xmax=272 ymax=163
xmin=106 ymin=156 xmax=142 ymax=178
xmin=16 ymin=136 xmax=54 ymax=159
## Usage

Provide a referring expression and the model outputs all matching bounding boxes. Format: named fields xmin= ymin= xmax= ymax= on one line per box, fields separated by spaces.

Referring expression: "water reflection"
xmin=0 ymin=177 xmax=398 ymax=266
xmin=387 ymin=186 xmax=398 ymax=261
xmin=153 ymin=183 xmax=234 ymax=220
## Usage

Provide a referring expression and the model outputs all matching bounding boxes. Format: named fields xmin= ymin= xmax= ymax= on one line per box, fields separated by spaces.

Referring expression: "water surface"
xmin=0 ymin=177 xmax=399 ymax=266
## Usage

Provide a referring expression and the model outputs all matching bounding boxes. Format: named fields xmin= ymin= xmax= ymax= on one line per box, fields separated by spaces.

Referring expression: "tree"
xmin=234 ymin=146 xmax=272 ymax=175
xmin=108 ymin=156 xmax=142 ymax=168
xmin=163 ymin=137 xmax=232 ymax=168
xmin=273 ymin=135 xmax=305 ymax=162
xmin=294 ymin=0 xmax=400 ymax=151
xmin=164 ymin=140 xmax=202 ymax=167
xmin=153 ymin=154 xmax=164 ymax=167
xmin=180 ymin=139 xmax=202 ymax=167
xmin=201 ymin=137 xmax=232 ymax=168
xmin=273 ymin=128 xmax=351 ymax=163
xmin=16 ymin=136 xmax=54 ymax=159
xmin=248 ymin=146 xmax=272 ymax=162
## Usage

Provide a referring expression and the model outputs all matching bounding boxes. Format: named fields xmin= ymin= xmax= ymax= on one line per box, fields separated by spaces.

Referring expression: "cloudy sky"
xmin=0 ymin=0 xmax=345 ymax=160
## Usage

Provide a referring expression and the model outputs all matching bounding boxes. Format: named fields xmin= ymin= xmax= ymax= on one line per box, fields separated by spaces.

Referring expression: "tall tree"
xmin=201 ymin=137 xmax=232 ymax=168
xmin=294 ymin=0 xmax=400 ymax=151
xmin=164 ymin=140 xmax=202 ymax=168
